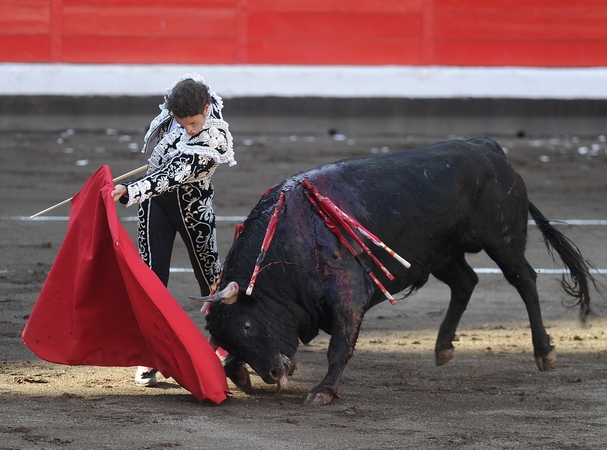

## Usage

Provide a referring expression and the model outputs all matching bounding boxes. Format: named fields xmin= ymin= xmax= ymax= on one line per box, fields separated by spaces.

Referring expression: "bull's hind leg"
xmin=487 ymin=251 xmax=556 ymax=371
xmin=432 ymin=256 xmax=479 ymax=366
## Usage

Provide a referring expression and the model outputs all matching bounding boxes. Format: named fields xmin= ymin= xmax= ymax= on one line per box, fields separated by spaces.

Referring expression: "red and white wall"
xmin=2 ymin=0 xmax=607 ymax=98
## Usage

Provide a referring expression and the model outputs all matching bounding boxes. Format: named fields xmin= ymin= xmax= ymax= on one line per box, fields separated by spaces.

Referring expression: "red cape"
xmin=22 ymin=166 xmax=229 ymax=404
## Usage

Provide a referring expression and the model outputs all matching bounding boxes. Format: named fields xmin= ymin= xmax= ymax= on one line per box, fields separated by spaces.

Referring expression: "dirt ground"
xmin=1 ymin=121 xmax=607 ymax=449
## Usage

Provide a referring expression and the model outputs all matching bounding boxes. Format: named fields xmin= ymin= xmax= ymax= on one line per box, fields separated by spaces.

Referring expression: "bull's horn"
xmin=188 ymin=281 xmax=239 ymax=305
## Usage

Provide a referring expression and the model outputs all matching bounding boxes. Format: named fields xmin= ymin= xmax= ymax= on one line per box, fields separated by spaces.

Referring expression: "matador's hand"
xmin=111 ymin=185 xmax=127 ymax=202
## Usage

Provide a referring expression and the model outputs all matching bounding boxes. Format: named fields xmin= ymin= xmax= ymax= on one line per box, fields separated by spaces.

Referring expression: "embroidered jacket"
xmin=124 ymin=92 xmax=236 ymax=208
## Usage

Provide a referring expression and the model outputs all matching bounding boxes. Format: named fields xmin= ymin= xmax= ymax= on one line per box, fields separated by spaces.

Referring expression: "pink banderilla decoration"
xmin=302 ymin=181 xmax=394 ymax=281
xmin=301 ymin=179 xmax=411 ymax=270
xmin=304 ymin=191 xmax=397 ymax=304
xmin=301 ymin=179 xmax=411 ymax=304
xmin=246 ymin=191 xmax=286 ymax=295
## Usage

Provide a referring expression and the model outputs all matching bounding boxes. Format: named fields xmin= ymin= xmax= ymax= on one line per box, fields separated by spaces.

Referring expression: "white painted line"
xmin=536 ymin=220 xmax=607 ymax=226
xmin=109 ymin=215 xmax=247 ymax=223
xmin=5 ymin=215 xmax=606 ymax=276
xmin=3 ymin=63 xmax=607 ymax=99
xmin=0 ymin=216 xmax=607 ymax=227
xmin=3 ymin=215 xmax=246 ymax=222
xmin=4 ymin=216 xmax=606 ymax=226
xmin=214 ymin=216 xmax=247 ymax=222
xmin=6 ymin=266 xmax=607 ymax=275
xmin=473 ymin=268 xmax=607 ymax=275
xmin=8 ymin=216 xmax=69 ymax=221
xmin=170 ymin=267 xmax=607 ymax=275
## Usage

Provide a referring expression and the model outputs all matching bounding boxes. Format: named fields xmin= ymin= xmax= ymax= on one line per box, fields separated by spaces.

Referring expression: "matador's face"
xmin=175 ymin=104 xmax=209 ymax=137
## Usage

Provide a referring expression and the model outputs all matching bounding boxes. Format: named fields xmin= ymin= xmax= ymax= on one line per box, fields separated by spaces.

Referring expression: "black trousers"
xmin=136 ymin=183 xmax=220 ymax=296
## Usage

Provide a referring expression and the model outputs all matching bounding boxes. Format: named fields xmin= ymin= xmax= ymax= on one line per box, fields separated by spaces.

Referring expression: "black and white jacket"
xmin=123 ymin=87 xmax=236 ymax=208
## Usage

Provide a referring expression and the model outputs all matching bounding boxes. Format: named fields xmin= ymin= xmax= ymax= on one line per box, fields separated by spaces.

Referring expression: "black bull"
xmin=202 ymin=137 xmax=596 ymax=405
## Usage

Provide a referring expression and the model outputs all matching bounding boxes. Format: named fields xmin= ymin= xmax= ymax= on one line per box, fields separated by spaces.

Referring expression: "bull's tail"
xmin=528 ymin=202 xmax=596 ymax=320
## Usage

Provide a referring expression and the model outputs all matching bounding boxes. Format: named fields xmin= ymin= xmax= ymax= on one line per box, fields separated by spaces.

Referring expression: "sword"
xmin=29 ymin=164 xmax=148 ymax=219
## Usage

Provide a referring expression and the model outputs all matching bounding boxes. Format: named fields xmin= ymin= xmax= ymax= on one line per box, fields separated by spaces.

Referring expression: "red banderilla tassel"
xmin=305 ymin=192 xmax=396 ymax=305
xmin=246 ymin=191 xmax=286 ymax=295
xmin=301 ymin=180 xmax=396 ymax=281
xmin=301 ymin=179 xmax=393 ymax=280
xmin=301 ymin=179 xmax=411 ymax=270
xmin=333 ymin=209 xmax=411 ymax=269
xmin=233 ymin=223 xmax=244 ymax=242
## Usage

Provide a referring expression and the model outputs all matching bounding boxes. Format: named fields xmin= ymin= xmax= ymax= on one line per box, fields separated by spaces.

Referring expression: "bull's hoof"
xmin=233 ymin=370 xmax=254 ymax=394
xmin=303 ymin=385 xmax=340 ymax=406
xmin=304 ymin=391 xmax=338 ymax=406
xmin=224 ymin=360 xmax=254 ymax=394
xmin=535 ymin=348 xmax=557 ymax=372
xmin=435 ymin=347 xmax=454 ymax=366
xmin=232 ymin=368 xmax=254 ymax=394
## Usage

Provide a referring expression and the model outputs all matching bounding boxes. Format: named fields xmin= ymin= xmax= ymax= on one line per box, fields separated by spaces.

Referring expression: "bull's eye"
xmin=242 ymin=321 xmax=251 ymax=336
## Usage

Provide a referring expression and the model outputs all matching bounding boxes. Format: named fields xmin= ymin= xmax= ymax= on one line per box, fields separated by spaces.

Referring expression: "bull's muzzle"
xmin=264 ymin=354 xmax=296 ymax=392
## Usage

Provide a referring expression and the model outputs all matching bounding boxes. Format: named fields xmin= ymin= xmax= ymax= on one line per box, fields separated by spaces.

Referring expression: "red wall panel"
xmin=61 ymin=0 xmax=236 ymax=7
xmin=61 ymin=37 xmax=237 ymax=64
xmin=0 ymin=35 xmax=50 ymax=62
xmin=435 ymin=0 xmax=607 ymax=11
xmin=62 ymin=7 xmax=236 ymax=38
xmin=434 ymin=41 xmax=607 ymax=67
xmin=0 ymin=5 xmax=50 ymax=34
xmin=248 ymin=13 xmax=420 ymax=40
xmin=248 ymin=39 xmax=421 ymax=65
xmin=1 ymin=0 xmax=606 ymax=66
xmin=435 ymin=12 xmax=607 ymax=41
xmin=247 ymin=11 xmax=422 ymax=64
xmin=248 ymin=0 xmax=423 ymax=13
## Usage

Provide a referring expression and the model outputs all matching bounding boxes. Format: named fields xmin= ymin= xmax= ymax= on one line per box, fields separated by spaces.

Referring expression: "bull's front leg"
xmin=224 ymin=355 xmax=254 ymax=394
xmin=304 ymin=314 xmax=363 ymax=406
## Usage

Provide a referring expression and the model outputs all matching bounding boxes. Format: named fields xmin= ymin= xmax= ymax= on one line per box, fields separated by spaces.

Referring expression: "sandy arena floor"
xmin=1 ymin=123 xmax=606 ymax=449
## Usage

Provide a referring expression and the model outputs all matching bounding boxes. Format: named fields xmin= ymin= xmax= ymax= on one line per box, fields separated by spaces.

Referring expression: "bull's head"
xmin=195 ymin=282 xmax=298 ymax=392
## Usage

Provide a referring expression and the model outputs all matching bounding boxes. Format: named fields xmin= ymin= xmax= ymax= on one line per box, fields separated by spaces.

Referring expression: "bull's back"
xmin=297 ymin=137 xmax=524 ymax=276
xmin=302 ymin=137 xmax=512 ymax=225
